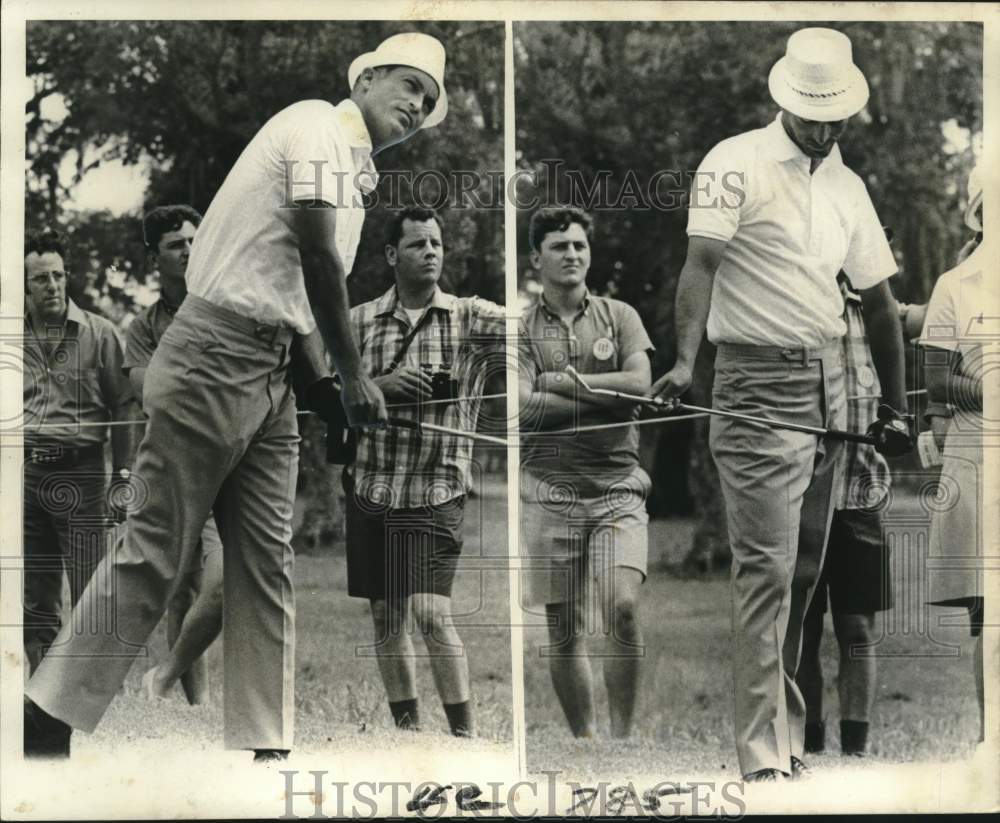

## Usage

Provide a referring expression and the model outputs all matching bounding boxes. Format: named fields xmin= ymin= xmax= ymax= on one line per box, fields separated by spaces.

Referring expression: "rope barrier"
xmin=10 ymin=389 xmax=932 ymax=438
xmin=847 ymin=388 xmax=927 ymax=402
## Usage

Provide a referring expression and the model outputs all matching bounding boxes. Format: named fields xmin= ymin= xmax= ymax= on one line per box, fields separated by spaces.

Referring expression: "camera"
xmin=423 ymin=363 xmax=458 ymax=401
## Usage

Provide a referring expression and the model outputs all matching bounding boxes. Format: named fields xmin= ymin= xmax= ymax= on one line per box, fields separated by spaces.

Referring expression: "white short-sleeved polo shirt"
xmin=186 ymin=99 xmax=378 ymax=334
xmin=687 ymin=115 xmax=897 ymax=347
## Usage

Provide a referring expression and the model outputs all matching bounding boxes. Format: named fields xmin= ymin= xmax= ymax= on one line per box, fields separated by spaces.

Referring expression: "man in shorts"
xmin=343 ymin=206 xmax=505 ymax=736
xmin=795 ymin=273 xmax=895 ymax=758
xmin=519 ymin=207 xmax=653 ymax=739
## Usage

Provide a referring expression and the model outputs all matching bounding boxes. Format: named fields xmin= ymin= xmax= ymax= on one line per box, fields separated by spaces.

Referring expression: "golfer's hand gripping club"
xmin=303 ymin=376 xmax=344 ymax=425
xmin=340 ymin=373 xmax=389 ymax=429
xmin=866 ymin=403 xmax=915 ymax=457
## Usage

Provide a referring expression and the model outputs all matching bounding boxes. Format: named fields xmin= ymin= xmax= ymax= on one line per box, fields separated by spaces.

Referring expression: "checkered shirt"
xmin=346 ymin=286 xmax=506 ymax=509
xmin=838 ymin=280 xmax=891 ymax=510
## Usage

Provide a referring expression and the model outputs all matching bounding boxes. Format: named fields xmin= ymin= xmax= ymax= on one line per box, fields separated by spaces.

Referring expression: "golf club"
xmin=388 ymin=416 xmax=508 ymax=446
xmin=564 ymin=365 xmax=877 ymax=446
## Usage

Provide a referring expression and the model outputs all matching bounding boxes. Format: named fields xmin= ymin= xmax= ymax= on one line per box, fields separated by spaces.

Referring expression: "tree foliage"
xmin=514 ymin=21 xmax=981 ymax=567
xmin=26 ymin=20 xmax=504 ymax=552
xmin=26 ymin=20 xmax=505 ymax=314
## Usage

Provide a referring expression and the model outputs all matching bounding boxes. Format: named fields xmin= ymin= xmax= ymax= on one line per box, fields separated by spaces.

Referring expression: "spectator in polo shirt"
xmin=519 ymin=207 xmax=654 ymax=740
xmin=22 ymin=228 xmax=135 ymax=675
xmin=342 ymin=206 xmax=505 ymax=737
xmin=652 ymin=28 xmax=912 ymax=782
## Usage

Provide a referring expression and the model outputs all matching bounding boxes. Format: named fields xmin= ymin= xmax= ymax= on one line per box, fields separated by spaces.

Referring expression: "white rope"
xmin=847 ymin=388 xmax=927 ymax=402
xmin=14 ymin=393 xmax=510 ymax=431
xmin=520 ymin=412 xmax=709 ymax=437
xmin=11 ymin=390 xmax=930 ymax=436
xmin=387 ymin=392 xmax=506 ymax=409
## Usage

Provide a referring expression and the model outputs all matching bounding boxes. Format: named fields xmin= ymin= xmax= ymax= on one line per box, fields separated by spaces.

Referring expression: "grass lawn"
xmin=522 ymin=489 xmax=990 ymax=800
xmin=75 ymin=476 xmax=514 ymax=755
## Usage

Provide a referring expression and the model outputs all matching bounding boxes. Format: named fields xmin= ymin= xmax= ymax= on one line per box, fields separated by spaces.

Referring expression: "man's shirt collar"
xmin=539 ymin=288 xmax=591 ymax=320
xmin=26 ymin=297 xmax=86 ymax=331
xmin=766 ymin=114 xmax=844 ymax=170
xmin=334 ymin=99 xmax=378 ymax=193
xmin=375 ymin=285 xmax=457 ymax=321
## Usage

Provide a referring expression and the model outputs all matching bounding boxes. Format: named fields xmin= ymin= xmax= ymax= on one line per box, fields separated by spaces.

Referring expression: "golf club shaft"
xmin=676 ymin=403 xmax=876 ymax=445
xmin=387 ymin=416 xmax=508 ymax=446
xmin=565 ymin=369 xmax=875 ymax=445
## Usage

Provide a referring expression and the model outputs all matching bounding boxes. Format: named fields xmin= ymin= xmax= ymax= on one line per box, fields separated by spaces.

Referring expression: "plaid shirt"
xmin=838 ymin=279 xmax=891 ymax=509
xmin=346 ymin=286 xmax=506 ymax=508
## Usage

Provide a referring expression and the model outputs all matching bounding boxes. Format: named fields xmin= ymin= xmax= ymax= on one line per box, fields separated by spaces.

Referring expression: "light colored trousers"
xmin=709 ymin=342 xmax=845 ymax=775
xmin=27 ymin=295 xmax=299 ymax=750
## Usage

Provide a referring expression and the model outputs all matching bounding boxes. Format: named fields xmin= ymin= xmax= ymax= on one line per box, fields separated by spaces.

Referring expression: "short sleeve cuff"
xmin=686 ymin=226 xmax=736 ymax=243
xmin=843 ymin=264 xmax=896 ymax=293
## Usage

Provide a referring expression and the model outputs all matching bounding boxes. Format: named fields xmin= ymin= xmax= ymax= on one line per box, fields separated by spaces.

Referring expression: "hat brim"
xmin=768 ymin=58 xmax=869 ymax=122
xmin=348 ymin=51 xmax=448 ymax=129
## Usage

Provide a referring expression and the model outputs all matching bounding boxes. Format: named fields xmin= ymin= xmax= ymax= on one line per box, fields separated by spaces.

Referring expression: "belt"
xmin=180 ymin=295 xmax=294 ymax=348
xmin=716 ymin=342 xmax=841 ymax=366
xmin=24 ymin=443 xmax=104 ymax=467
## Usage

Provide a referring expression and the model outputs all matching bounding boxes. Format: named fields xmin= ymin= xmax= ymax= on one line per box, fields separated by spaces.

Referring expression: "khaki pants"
xmin=709 ymin=343 xmax=845 ymax=775
xmin=27 ymin=295 xmax=299 ymax=750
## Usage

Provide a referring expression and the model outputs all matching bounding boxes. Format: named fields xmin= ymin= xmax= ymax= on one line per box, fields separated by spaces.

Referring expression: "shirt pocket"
xmin=63 ymin=367 xmax=103 ymax=410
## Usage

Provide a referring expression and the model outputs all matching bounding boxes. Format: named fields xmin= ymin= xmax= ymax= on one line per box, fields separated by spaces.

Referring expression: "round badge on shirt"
xmin=857 ymin=365 xmax=876 ymax=389
xmin=593 ymin=337 xmax=615 ymax=361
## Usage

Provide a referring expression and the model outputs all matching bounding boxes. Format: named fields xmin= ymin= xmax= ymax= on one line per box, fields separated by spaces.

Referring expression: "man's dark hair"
xmin=142 ymin=205 xmax=202 ymax=251
xmin=385 ymin=206 xmax=444 ymax=248
xmin=25 ymin=228 xmax=66 ymax=262
xmin=528 ymin=207 xmax=593 ymax=253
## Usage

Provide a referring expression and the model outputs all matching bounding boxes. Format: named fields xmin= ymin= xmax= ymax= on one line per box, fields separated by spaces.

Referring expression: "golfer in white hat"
xmin=653 ymin=26 xmax=912 ymax=782
xmin=24 ymin=31 xmax=447 ymax=762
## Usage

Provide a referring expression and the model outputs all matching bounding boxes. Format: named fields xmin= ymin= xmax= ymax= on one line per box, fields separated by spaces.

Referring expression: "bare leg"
xmin=150 ymin=541 xmax=223 ymax=704
xmin=370 ymin=598 xmax=417 ymax=702
xmin=545 ymin=598 xmax=596 ymax=738
xmin=833 ymin=613 xmax=877 ymax=722
xmin=596 ymin=566 xmax=644 ymax=738
xmin=410 ymin=592 xmax=469 ymax=704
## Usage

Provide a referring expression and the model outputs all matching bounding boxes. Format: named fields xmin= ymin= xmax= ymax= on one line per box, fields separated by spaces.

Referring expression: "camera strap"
xmin=386 ymin=308 xmax=438 ymax=374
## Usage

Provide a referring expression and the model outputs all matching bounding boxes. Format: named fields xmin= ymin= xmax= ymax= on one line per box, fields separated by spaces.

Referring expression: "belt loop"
xmin=802 ymin=347 xmax=809 ymax=367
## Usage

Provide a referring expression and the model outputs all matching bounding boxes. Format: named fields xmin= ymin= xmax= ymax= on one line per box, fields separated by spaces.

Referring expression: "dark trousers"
xmin=23 ymin=453 xmax=111 ymax=674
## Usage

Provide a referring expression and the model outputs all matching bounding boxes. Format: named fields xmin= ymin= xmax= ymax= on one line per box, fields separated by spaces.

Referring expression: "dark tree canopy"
xmin=513 ymin=21 xmax=981 ymax=565
xmin=26 ymin=20 xmax=505 ymax=316
xmin=25 ymin=20 xmax=505 ymax=552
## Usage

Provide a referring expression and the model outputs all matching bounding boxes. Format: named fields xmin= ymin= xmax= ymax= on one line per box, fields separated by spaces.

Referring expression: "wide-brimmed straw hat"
xmin=768 ymin=28 xmax=869 ymax=122
xmin=348 ymin=32 xmax=448 ymax=129
xmin=965 ymin=161 xmax=983 ymax=232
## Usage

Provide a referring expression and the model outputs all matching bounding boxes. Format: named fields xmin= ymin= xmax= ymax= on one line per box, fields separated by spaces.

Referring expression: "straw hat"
xmin=768 ymin=28 xmax=869 ymax=122
xmin=348 ymin=32 xmax=448 ymax=129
